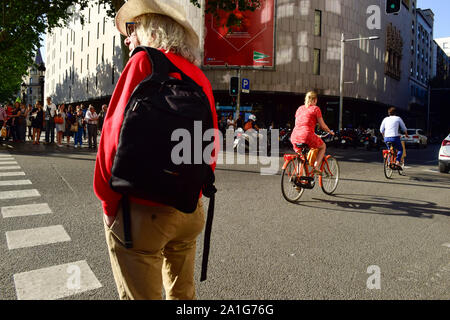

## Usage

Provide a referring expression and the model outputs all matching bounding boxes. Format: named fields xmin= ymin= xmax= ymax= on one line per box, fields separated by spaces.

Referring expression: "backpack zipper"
xmin=132 ymin=99 xmax=141 ymax=112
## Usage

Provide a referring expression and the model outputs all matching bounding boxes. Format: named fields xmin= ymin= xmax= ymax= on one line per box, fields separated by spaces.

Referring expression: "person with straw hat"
xmin=94 ymin=0 xmax=219 ymax=300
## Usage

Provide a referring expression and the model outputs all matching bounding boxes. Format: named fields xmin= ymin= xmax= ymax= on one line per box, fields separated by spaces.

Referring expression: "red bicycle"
xmin=281 ymin=136 xmax=340 ymax=203
xmin=382 ymin=142 xmax=404 ymax=179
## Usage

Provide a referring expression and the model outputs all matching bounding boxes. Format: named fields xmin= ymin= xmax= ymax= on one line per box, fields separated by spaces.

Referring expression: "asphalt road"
xmin=0 ymin=139 xmax=448 ymax=300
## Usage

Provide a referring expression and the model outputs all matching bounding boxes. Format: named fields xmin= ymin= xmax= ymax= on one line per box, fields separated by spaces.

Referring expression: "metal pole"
xmin=339 ymin=33 xmax=345 ymax=133
xmin=235 ymin=68 xmax=241 ymax=120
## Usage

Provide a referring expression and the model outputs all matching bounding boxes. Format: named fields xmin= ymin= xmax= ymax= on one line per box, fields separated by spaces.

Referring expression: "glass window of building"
xmin=313 ymin=49 xmax=321 ymax=75
xmin=314 ymin=10 xmax=322 ymax=37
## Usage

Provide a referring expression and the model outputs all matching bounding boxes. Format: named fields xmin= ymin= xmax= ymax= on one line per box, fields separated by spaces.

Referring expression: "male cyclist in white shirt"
xmin=380 ymin=107 xmax=409 ymax=167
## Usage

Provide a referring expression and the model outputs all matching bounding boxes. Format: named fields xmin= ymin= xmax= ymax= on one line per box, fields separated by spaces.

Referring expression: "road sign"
xmin=242 ymin=78 xmax=250 ymax=93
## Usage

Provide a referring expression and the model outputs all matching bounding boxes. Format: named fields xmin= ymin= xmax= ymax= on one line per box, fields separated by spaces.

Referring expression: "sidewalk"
xmin=0 ymin=133 xmax=101 ymax=152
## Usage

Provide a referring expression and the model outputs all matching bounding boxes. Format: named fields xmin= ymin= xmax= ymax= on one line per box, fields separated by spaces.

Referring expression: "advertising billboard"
xmin=203 ymin=0 xmax=276 ymax=69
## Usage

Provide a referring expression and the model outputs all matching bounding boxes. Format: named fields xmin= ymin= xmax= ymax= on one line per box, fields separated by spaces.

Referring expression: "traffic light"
xmin=386 ymin=0 xmax=401 ymax=14
xmin=229 ymin=77 xmax=239 ymax=96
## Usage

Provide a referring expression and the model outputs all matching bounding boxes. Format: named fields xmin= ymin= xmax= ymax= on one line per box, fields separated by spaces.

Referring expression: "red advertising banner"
xmin=203 ymin=0 xmax=275 ymax=68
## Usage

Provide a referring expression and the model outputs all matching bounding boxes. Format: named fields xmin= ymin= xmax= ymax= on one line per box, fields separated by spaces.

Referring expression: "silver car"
xmin=401 ymin=129 xmax=428 ymax=148
xmin=439 ymin=134 xmax=450 ymax=173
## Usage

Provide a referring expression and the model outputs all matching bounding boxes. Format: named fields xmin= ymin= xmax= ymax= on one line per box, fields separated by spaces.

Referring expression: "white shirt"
xmin=85 ymin=110 xmax=98 ymax=124
xmin=380 ymin=116 xmax=407 ymax=138
xmin=44 ymin=103 xmax=57 ymax=118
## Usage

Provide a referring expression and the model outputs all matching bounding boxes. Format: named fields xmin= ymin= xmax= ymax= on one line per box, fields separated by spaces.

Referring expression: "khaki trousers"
xmin=104 ymin=200 xmax=205 ymax=300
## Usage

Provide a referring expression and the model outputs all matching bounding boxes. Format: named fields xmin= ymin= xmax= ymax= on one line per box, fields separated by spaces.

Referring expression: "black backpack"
xmin=109 ymin=46 xmax=217 ymax=281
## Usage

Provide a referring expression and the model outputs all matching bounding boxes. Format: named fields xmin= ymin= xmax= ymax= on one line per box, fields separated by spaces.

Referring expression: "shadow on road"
xmin=1 ymin=142 xmax=97 ymax=162
xmin=295 ymin=193 xmax=449 ymax=219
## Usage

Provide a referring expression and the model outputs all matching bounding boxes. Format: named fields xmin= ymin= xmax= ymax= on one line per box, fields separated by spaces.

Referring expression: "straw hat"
xmin=115 ymin=0 xmax=199 ymax=48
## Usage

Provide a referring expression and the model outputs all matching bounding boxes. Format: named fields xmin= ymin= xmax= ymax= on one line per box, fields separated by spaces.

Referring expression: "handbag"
xmin=70 ymin=124 xmax=78 ymax=132
xmin=54 ymin=115 xmax=64 ymax=124
xmin=1 ymin=127 xmax=6 ymax=138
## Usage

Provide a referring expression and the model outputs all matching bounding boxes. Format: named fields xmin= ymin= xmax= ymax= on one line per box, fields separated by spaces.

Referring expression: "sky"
xmin=40 ymin=0 xmax=450 ymax=63
xmin=418 ymin=0 xmax=450 ymax=39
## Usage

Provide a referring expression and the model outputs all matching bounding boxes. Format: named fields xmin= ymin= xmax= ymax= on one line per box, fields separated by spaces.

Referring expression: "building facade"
xmin=434 ymin=37 xmax=450 ymax=57
xmin=408 ymin=7 xmax=434 ymax=120
xmin=45 ymin=0 xmax=433 ymax=129
xmin=45 ymin=3 xmax=124 ymax=106
xmin=21 ymin=49 xmax=45 ymax=106
xmin=432 ymin=40 xmax=450 ymax=81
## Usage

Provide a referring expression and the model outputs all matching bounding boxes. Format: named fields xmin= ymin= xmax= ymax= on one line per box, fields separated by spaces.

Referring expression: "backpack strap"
xmin=131 ymin=46 xmax=198 ymax=86
xmin=200 ymin=166 xmax=217 ymax=282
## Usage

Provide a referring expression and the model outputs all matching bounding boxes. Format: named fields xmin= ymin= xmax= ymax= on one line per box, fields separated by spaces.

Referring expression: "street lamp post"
xmin=38 ymin=63 xmax=46 ymax=104
xmin=21 ymin=82 xmax=27 ymax=104
xmin=339 ymin=34 xmax=380 ymax=133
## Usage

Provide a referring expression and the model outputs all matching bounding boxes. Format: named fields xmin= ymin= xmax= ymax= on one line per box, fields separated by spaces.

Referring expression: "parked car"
xmin=438 ymin=134 xmax=450 ymax=173
xmin=401 ymin=129 xmax=427 ymax=148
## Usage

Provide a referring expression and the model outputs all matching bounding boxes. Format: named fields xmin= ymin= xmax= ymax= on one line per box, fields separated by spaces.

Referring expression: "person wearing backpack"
xmin=93 ymin=0 xmax=219 ymax=300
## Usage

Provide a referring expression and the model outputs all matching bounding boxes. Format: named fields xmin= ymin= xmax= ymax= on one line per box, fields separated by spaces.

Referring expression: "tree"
xmin=0 ymin=0 xmax=261 ymax=101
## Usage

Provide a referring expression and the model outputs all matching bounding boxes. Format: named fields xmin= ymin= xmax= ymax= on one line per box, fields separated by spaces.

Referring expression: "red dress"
xmin=290 ymin=105 xmax=324 ymax=152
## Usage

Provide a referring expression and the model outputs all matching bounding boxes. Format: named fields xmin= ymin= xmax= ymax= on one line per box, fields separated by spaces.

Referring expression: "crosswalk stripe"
xmin=0 ymin=155 xmax=13 ymax=159
xmin=0 ymin=189 xmax=40 ymax=200
xmin=0 ymin=172 xmax=25 ymax=177
xmin=6 ymin=225 xmax=71 ymax=250
xmin=0 ymin=166 xmax=21 ymax=170
xmin=0 ymin=161 xmax=18 ymax=165
xmin=0 ymin=180 xmax=32 ymax=187
xmin=2 ymin=203 xmax=51 ymax=218
xmin=13 ymin=260 xmax=102 ymax=300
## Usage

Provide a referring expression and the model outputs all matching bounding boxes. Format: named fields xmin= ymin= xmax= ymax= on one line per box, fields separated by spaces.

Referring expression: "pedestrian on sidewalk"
xmin=94 ymin=0 xmax=218 ymax=300
xmin=85 ymin=105 xmax=99 ymax=149
xmin=55 ymin=104 xmax=66 ymax=147
xmin=31 ymin=101 xmax=44 ymax=145
xmin=44 ymin=97 xmax=57 ymax=144
xmin=16 ymin=103 xmax=28 ymax=142
xmin=81 ymin=104 xmax=87 ymax=141
xmin=65 ymin=105 xmax=75 ymax=146
xmin=0 ymin=103 xmax=7 ymax=143
xmin=26 ymin=104 xmax=33 ymax=141
xmin=10 ymin=101 xmax=21 ymax=142
xmin=98 ymin=104 xmax=108 ymax=133
xmin=74 ymin=106 xmax=84 ymax=148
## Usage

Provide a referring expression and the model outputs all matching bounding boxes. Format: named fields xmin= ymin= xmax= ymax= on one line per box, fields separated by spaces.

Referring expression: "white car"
xmin=401 ymin=129 xmax=428 ymax=148
xmin=439 ymin=134 xmax=450 ymax=173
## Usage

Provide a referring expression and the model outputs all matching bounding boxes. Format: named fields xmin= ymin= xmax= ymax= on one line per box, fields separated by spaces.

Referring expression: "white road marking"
xmin=14 ymin=260 xmax=102 ymax=300
xmin=2 ymin=203 xmax=51 ymax=218
xmin=442 ymin=243 xmax=450 ymax=248
xmin=425 ymin=169 xmax=438 ymax=173
xmin=0 ymin=189 xmax=40 ymax=200
xmin=0 ymin=180 xmax=32 ymax=187
xmin=348 ymin=158 xmax=364 ymax=162
xmin=0 ymin=161 xmax=18 ymax=165
xmin=6 ymin=225 xmax=71 ymax=250
xmin=0 ymin=172 xmax=25 ymax=177
xmin=0 ymin=166 xmax=21 ymax=170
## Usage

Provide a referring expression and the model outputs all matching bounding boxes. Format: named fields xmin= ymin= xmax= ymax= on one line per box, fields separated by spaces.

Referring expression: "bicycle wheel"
xmin=281 ymin=158 xmax=305 ymax=203
xmin=320 ymin=156 xmax=339 ymax=195
xmin=384 ymin=153 xmax=393 ymax=179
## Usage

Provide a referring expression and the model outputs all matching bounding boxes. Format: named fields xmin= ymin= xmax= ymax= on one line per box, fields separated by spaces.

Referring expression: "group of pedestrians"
xmin=0 ymin=97 xmax=108 ymax=149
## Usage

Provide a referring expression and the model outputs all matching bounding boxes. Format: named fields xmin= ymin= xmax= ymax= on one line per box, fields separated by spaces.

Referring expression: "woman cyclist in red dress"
xmin=291 ymin=91 xmax=334 ymax=174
